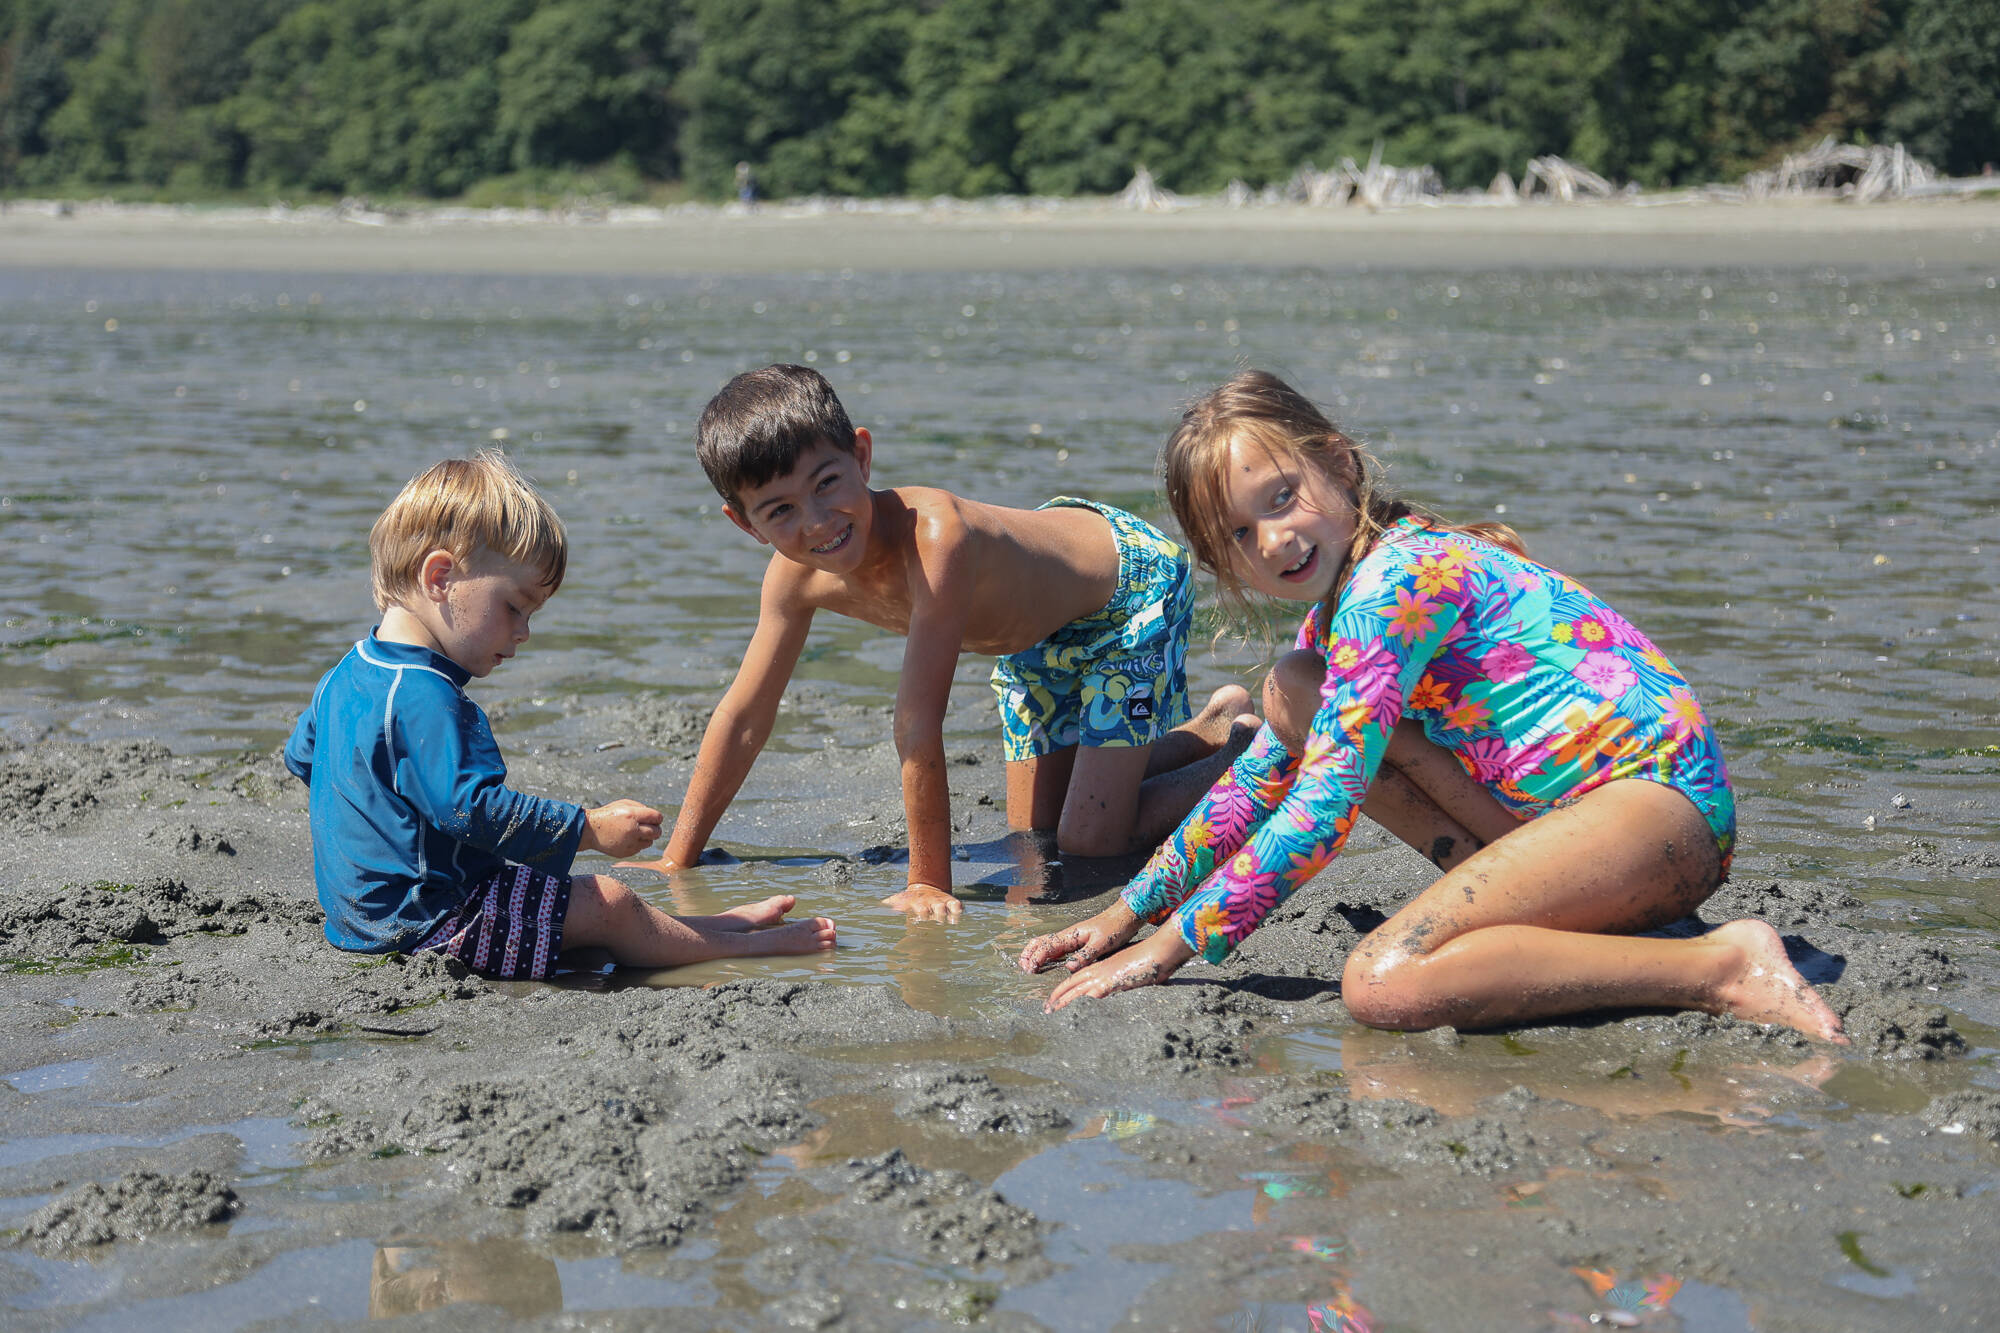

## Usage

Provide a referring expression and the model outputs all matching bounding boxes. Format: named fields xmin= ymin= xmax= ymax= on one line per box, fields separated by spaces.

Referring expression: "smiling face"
xmin=724 ymin=431 xmax=875 ymax=571
xmin=1217 ymin=433 xmax=1358 ymax=604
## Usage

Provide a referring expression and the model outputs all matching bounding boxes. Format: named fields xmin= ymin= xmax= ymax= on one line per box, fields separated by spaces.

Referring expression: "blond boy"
xmin=284 ymin=451 xmax=834 ymax=975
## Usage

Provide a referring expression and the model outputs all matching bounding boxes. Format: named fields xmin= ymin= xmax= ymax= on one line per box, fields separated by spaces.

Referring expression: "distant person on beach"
xmin=284 ymin=451 xmax=835 ymax=978
xmin=1019 ymin=370 xmax=1844 ymax=1042
xmin=735 ymin=161 xmax=758 ymax=205
xmin=620 ymin=364 xmax=1259 ymax=919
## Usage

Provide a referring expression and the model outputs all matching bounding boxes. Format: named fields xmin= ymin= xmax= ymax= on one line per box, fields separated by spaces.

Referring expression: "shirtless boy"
xmin=627 ymin=365 xmax=1255 ymax=919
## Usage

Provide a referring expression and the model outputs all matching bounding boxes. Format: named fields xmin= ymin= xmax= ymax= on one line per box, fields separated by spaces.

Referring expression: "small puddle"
xmin=0 ymin=1116 xmax=304 ymax=1172
xmin=2 ymin=1058 xmax=101 ymax=1094
xmin=1546 ymin=1266 xmax=1757 ymax=1330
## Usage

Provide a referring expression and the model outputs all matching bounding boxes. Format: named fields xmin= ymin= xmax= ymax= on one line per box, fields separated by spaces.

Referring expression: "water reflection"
xmin=369 ymin=1237 xmax=561 ymax=1319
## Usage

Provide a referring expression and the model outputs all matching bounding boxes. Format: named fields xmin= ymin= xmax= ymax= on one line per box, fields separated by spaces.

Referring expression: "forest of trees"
xmin=1 ymin=0 xmax=1994 ymax=203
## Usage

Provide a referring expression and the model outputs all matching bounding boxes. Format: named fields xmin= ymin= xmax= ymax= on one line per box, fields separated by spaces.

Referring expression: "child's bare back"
xmin=772 ymin=486 xmax=1119 ymax=654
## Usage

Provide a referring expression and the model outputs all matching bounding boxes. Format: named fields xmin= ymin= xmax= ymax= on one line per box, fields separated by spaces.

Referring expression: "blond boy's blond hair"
xmin=368 ymin=450 xmax=567 ymax=611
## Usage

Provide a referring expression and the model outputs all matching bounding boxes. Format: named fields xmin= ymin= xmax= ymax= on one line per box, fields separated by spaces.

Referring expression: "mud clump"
xmin=837 ymin=1148 xmax=1047 ymax=1265
xmin=1922 ymin=1090 xmax=2000 ymax=1145
xmin=143 ymin=820 xmax=236 ymax=856
xmin=0 ymin=754 xmax=99 ymax=832
xmin=18 ymin=1170 xmax=239 ymax=1252
xmin=597 ymin=694 xmax=710 ymax=757
xmin=1829 ymin=932 xmax=1963 ymax=990
xmin=1837 ymin=996 xmax=1968 ymax=1060
xmin=1245 ymin=1082 xmax=1356 ymax=1135
xmin=1705 ymin=877 xmax=1862 ymax=929
xmin=0 ymin=877 xmax=320 ymax=961
xmin=894 ymin=1071 xmax=1070 ymax=1134
xmin=610 ymin=979 xmax=951 ymax=1071
xmin=307 ymin=1060 xmax=812 ymax=1247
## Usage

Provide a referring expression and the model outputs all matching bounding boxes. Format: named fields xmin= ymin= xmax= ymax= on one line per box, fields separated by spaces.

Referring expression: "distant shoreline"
xmin=2 ymin=195 xmax=1996 ymax=275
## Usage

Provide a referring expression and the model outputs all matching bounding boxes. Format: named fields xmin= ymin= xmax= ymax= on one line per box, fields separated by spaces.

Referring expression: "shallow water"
xmin=4 ymin=262 xmax=1995 ymax=865
xmin=3 ymin=258 xmax=1998 ymax=1327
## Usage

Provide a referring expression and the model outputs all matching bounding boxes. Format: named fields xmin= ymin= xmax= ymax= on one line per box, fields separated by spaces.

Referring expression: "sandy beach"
xmin=2 ymin=203 xmax=1997 ymax=1328
xmin=3 ymin=194 xmax=1997 ymax=275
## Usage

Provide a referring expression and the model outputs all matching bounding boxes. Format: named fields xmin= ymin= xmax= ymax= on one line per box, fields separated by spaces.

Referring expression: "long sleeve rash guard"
xmin=1120 ymin=517 xmax=1733 ymax=964
xmin=284 ymin=635 xmax=585 ymax=952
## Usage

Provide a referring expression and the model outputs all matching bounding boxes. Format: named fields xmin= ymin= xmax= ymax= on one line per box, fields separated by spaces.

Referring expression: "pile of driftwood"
xmin=1742 ymin=136 xmax=1937 ymax=202
xmin=1129 ymin=138 xmax=1972 ymax=212
xmin=1267 ymin=145 xmax=1443 ymax=209
xmin=1116 ymin=165 xmax=1178 ymax=211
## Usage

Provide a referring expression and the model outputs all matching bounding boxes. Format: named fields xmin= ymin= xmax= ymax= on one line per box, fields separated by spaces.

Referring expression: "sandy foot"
xmin=704 ymin=895 xmax=798 ymax=932
xmin=1711 ymin=919 xmax=1848 ymax=1043
xmin=745 ymin=917 xmax=837 ymax=955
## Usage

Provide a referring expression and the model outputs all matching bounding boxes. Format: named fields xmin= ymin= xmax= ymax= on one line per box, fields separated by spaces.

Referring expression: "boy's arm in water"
xmin=881 ymin=502 xmax=976 ymax=921
xmin=636 ymin=557 xmax=817 ymax=873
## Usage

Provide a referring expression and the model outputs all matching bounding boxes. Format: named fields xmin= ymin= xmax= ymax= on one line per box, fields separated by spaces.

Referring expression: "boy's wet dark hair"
xmin=697 ymin=364 xmax=857 ymax=507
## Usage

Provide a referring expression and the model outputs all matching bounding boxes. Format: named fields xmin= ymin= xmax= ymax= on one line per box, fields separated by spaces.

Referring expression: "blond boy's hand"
xmin=881 ymin=884 xmax=962 ymax=921
xmin=581 ymin=800 xmax=664 ymax=859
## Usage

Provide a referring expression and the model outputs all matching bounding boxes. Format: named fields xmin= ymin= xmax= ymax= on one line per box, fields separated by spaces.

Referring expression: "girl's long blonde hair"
xmin=1162 ymin=370 xmax=1522 ymax=621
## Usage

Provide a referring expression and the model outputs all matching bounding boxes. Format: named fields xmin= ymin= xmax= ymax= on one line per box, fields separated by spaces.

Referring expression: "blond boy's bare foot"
xmin=712 ymin=895 xmax=797 ymax=931
xmin=1710 ymin=919 xmax=1847 ymax=1043
xmin=747 ymin=917 xmax=836 ymax=955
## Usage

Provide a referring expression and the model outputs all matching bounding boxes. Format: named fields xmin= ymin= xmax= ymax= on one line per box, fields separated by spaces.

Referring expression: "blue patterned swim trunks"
xmin=991 ymin=497 xmax=1193 ymax=761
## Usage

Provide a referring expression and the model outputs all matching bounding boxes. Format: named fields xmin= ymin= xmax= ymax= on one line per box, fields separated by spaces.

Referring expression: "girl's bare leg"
xmin=1339 ymin=782 xmax=1843 ymax=1039
xmin=563 ymin=875 xmax=835 ymax=967
xmin=1261 ymin=650 xmax=1841 ymax=1041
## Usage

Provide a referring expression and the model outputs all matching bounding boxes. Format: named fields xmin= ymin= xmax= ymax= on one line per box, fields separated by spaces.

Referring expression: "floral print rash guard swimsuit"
xmin=1123 ymin=516 xmax=1736 ymax=964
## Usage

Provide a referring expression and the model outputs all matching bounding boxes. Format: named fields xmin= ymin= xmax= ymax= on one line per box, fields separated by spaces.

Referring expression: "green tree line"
xmin=2 ymin=0 xmax=1993 ymax=200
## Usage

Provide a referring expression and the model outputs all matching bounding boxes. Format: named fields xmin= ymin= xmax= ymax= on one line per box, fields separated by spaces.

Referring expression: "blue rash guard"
xmin=283 ymin=634 xmax=586 ymax=952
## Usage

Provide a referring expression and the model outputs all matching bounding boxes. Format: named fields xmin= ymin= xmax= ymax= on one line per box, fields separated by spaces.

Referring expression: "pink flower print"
xmin=1324 ymin=638 xmax=1404 ymax=712
xmin=1482 ymin=642 xmax=1533 ymax=683
xmin=1380 ymin=587 xmax=1441 ymax=646
xmin=1570 ymin=616 xmax=1614 ymax=649
xmin=1457 ymin=734 xmax=1513 ymax=783
xmin=1593 ymin=605 xmax=1644 ymax=648
xmin=1660 ymin=685 xmax=1707 ymax=738
xmin=1500 ymin=739 xmax=1554 ymax=782
xmin=1576 ymin=650 xmax=1638 ymax=699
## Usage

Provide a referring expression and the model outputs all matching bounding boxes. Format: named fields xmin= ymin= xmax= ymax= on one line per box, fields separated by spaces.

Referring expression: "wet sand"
xmin=2 ymin=194 xmax=1997 ymax=275
xmin=1 ymin=724 xmax=1996 ymax=1328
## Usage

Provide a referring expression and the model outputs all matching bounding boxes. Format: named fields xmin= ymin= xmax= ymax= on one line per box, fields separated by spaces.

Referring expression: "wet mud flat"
xmin=2 ymin=723 xmax=1997 ymax=1332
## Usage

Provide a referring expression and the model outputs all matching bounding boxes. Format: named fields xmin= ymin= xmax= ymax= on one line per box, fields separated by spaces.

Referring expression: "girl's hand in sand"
xmin=581 ymin=800 xmax=663 ymax=860
xmin=882 ymin=884 xmax=962 ymax=921
xmin=1043 ymin=929 xmax=1194 ymax=1012
xmin=1017 ymin=900 xmax=1141 ymax=974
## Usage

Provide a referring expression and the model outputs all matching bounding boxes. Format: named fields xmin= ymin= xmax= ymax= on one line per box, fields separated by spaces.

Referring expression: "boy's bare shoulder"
xmin=758 ymin=546 xmax=833 ymax=610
